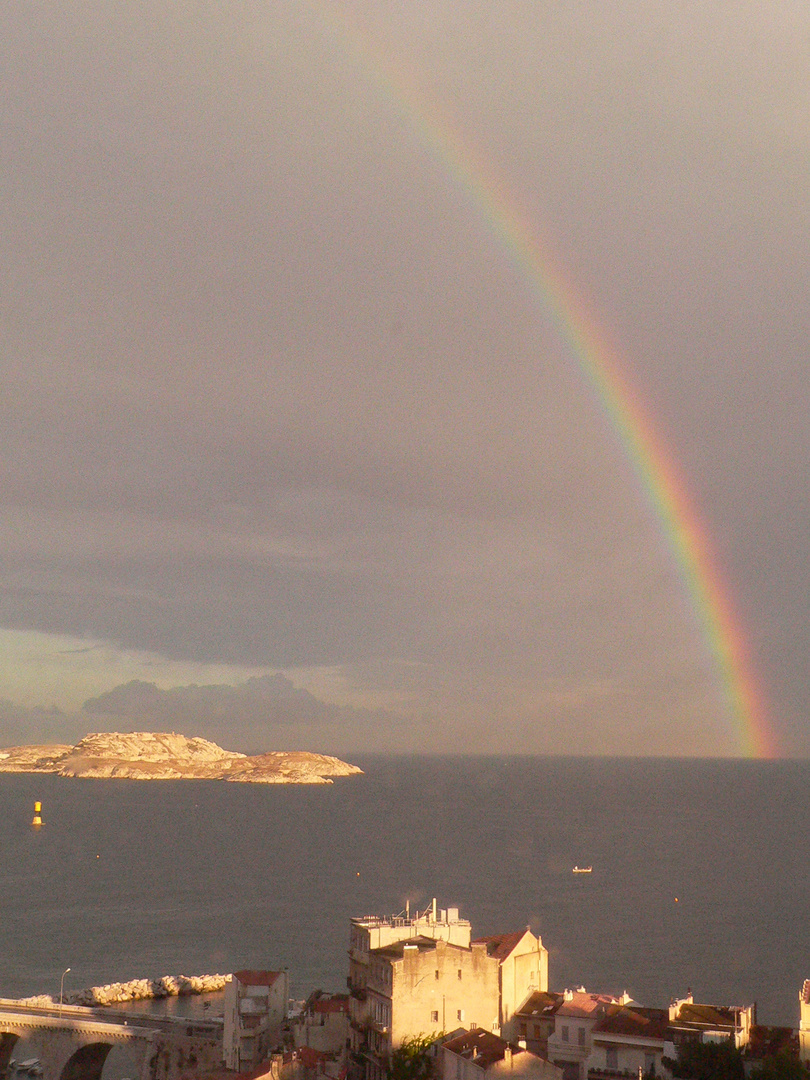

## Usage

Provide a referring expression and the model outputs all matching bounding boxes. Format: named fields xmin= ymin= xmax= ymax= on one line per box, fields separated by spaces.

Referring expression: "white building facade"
xmin=224 ymin=969 xmax=290 ymax=1072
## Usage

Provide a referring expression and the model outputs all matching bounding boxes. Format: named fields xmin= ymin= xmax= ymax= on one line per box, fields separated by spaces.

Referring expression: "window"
xmin=561 ymin=1026 xmax=569 ymax=1043
xmin=435 ymin=970 xmax=440 ymax=980
xmin=431 ymin=1011 xmax=439 ymax=1024
xmin=458 ymin=969 xmax=462 ymax=980
xmin=606 ymin=1048 xmax=618 ymax=1070
xmin=457 ymin=1009 xmax=465 ymax=1022
xmin=578 ymin=1027 xmax=585 ymax=1046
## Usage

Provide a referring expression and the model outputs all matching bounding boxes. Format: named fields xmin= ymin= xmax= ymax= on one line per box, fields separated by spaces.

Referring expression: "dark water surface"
xmin=1 ymin=757 xmax=806 ymax=1026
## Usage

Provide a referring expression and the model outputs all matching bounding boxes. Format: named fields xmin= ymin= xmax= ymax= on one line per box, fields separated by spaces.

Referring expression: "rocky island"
xmin=0 ymin=731 xmax=362 ymax=784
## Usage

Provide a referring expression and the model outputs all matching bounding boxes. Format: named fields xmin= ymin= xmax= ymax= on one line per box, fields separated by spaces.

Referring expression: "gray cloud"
xmin=80 ymin=674 xmax=400 ymax=753
xmin=0 ymin=1 xmax=807 ymax=754
xmin=0 ymin=676 xmax=403 ymax=756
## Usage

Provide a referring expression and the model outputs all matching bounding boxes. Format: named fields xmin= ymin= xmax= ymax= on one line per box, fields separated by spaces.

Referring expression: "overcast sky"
xmin=1 ymin=1 xmax=808 ymax=756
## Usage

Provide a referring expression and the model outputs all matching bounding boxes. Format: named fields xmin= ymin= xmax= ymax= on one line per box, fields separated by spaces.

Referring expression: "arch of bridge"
xmin=0 ymin=1012 xmax=154 ymax=1080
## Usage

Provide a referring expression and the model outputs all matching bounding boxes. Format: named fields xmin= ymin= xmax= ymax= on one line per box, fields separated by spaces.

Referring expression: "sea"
xmin=1 ymin=756 xmax=807 ymax=1029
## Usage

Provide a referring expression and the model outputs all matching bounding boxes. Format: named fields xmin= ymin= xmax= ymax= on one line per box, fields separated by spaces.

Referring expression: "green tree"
xmin=663 ymin=1038 xmax=745 ymax=1080
xmin=748 ymin=1053 xmax=809 ymax=1080
xmin=388 ymin=1035 xmax=438 ymax=1080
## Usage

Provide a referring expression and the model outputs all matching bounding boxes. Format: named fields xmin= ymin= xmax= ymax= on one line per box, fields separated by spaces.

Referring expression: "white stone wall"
xmin=389 ymin=941 xmax=500 ymax=1049
xmin=497 ymin=933 xmax=549 ymax=1039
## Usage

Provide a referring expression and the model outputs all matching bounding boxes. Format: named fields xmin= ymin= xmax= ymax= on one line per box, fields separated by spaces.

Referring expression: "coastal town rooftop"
xmin=351 ymin=900 xmax=470 ymax=932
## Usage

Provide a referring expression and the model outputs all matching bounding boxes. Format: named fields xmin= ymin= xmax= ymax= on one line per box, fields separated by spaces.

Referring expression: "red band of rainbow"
xmin=315 ymin=3 xmax=778 ymax=758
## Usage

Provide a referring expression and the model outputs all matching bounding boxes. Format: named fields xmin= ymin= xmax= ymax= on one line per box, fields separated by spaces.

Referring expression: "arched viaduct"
xmin=0 ymin=1000 xmax=224 ymax=1080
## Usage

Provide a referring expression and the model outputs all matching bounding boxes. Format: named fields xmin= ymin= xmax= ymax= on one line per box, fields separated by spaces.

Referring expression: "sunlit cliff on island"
xmin=0 ymin=731 xmax=362 ymax=783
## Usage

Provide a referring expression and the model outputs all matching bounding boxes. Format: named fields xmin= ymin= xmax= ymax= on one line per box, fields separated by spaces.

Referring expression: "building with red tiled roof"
xmin=542 ymin=989 xmax=631 ymax=1080
xmin=224 ymin=969 xmax=290 ymax=1073
xmin=347 ymin=903 xmax=551 ymax=1080
xmin=293 ymin=991 xmax=350 ymax=1070
xmin=235 ymin=970 xmax=287 ymax=988
xmin=440 ymin=1028 xmax=562 ymax=1080
xmin=589 ymin=1005 xmax=670 ymax=1078
xmin=668 ymin=992 xmax=755 ymax=1050
xmin=512 ymin=991 xmax=563 ymax=1059
xmin=472 ymin=929 xmax=549 ymax=1040
xmin=348 ymin=905 xmax=502 ymax=1080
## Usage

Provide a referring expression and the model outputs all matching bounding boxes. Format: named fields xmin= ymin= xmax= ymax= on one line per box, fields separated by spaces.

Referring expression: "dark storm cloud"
xmin=80 ymin=674 xmax=399 ymax=752
xmin=0 ymin=676 xmax=401 ymax=755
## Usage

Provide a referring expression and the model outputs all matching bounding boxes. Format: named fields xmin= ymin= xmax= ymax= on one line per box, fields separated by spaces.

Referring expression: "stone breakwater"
xmin=19 ymin=973 xmax=229 ymax=1008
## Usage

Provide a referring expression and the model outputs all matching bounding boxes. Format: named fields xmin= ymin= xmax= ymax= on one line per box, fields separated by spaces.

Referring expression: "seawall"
xmin=19 ymin=973 xmax=229 ymax=1008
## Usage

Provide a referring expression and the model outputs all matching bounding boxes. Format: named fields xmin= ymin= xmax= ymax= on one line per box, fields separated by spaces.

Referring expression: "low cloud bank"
xmin=0 ymin=674 xmax=398 ymax=754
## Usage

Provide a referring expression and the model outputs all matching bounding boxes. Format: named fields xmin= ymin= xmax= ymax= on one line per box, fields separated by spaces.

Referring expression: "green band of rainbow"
xmin=315 ymin=3 xmax=777 ymax=758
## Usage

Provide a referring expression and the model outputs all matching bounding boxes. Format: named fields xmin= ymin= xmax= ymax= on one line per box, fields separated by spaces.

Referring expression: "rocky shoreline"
xmin=0 ymin=732 xmax=362 ymax=784
xmin=19 ymin=973 xmax=229 ymax=1009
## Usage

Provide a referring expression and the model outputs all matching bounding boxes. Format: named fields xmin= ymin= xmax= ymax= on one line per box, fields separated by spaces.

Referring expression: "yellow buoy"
xmin=32 ymin=801 xmax=43 ymax=827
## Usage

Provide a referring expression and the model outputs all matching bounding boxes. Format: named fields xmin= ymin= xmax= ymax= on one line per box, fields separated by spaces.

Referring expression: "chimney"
xmin=503 ymin=1048 xmax=512 ymax=1069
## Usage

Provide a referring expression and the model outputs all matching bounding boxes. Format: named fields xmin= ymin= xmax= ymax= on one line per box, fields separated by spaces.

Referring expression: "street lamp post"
xmin=59 ymin=968 xmax=71 ymax=1019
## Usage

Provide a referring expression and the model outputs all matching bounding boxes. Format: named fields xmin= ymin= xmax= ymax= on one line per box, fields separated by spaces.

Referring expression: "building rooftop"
xmin=593 ymin=1006 xmax=670 ymax=1042
xmin=472 ymin=932 xmax=527 ymax=962
xmin=311 ymin=995 xmax=349 ymax=1015
xmin=233 ymin=970 xmax=284 ymax=988
xmin=372 ymin=935 xmax=447 ymax=960
xmin=556 ymin=992 xmax=622 ymax=1019
xmin=673 ymin=1003 xmax=747 ymax=1029
xmin=515 ymin=992 xmax=563 ymax=1019
xmin=443 ymin=1029 xmax=521 ymax=1071
xmin=352 ymin=903 xmax=470 ymax=932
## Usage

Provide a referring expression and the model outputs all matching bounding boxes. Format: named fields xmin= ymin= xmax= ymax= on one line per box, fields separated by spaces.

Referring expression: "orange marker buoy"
xmin=32 ymin=801 xmax=43 ymax=827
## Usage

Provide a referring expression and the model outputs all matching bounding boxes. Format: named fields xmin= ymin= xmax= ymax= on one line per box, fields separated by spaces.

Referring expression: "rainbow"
xmin=314 ymin=4 xmax=777 ymax=758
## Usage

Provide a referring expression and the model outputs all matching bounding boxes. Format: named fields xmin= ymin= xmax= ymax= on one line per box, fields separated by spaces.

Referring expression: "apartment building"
xmin=440 ymin=1029 xmax=562 ymax=1080
xmin=473 ymin=931 xmax=549 ymax=1040
xmin=293 ymin=991 xmax=350 ymax=1056
xmin=589 ymin=1005 xmax=670 ymax=1078
xmin=667 ymin=992 xmax=755 ymax=1050
xmin=544 ymin=989 xmax=629 ymax=1080
xmin=224 ymin=969 xmax=290 ymax=1072
xmin=348 ymin=903 xmax=498 ymax=1080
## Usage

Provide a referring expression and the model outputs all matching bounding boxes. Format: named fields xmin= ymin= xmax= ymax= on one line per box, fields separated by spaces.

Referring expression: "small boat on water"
xmin=572 ymin=865 xmax=593 ymax=873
